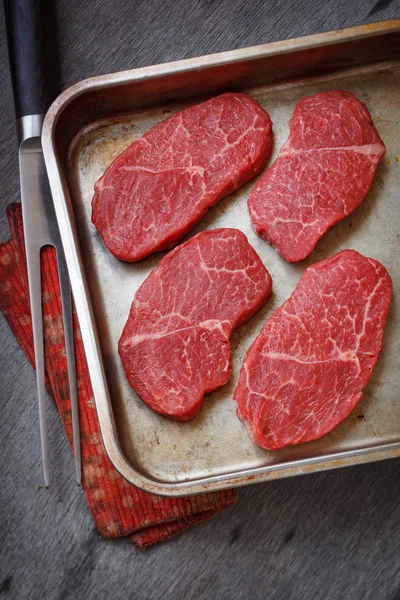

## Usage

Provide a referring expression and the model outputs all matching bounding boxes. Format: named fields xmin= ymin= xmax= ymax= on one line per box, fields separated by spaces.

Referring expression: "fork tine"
xmin=26 ymin=248 xmax=49 ymax=487
xmin=56 ymin=247 xmax=82 ymax=485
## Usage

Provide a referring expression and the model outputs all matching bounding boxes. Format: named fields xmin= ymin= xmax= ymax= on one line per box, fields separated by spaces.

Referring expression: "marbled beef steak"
xmin=119 ymin=228 xmax=272 ymax=420
xmin=248 ymin=90 xmax=385 ymax=262
xmin=234 ymin=250 xmax=392 ymax=450
xmin=92 ymin=93 xmax=273 ymax=261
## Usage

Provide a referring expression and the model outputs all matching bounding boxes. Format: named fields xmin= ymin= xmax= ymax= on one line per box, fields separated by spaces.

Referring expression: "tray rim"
xmin=43 ymin=19 xmax=400 ymax=497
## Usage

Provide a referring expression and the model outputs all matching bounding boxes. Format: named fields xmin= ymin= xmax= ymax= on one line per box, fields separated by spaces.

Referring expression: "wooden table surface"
xmin=1 ymin=2 xmax=399 ymax=599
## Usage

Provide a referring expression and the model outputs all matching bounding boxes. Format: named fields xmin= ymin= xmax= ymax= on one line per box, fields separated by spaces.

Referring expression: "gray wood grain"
xmin=1 ymin=1 xmax=400 ymax=599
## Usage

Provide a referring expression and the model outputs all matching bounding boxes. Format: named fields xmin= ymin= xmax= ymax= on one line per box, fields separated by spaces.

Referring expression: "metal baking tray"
xmin=43 ymin=20 xmax=400 ymax=497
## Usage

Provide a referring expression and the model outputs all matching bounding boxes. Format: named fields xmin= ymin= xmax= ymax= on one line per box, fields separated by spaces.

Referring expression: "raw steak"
xmin=119 ymin=228 xmax=272 ymax=420
xmin=92 ymin=93 xmax=273 ymax=261
xmin=248 ymin=90 xmax=386 ymax=262
xmin=234 ymin=250 xmax=392 ymax=450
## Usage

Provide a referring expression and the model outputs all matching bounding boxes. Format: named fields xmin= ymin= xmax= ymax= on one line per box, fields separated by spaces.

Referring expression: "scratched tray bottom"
xmin=69 ymin=59 xmax=400 ymax=486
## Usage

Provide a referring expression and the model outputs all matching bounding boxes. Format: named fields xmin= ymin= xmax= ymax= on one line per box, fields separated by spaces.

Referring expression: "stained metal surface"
xmin=43 ymin=21 xmax=400 ymax=496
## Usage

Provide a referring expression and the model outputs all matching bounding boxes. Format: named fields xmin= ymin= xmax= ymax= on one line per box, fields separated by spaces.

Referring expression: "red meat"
xmin=92 ymin=93 xmax=273 ymax=261
xmin=234 ymin=250 xmax=392 ymax=450
xmin=119 ymin=228 xmax=272 ymax=420
xmin=248 ymin=90 xmax=385 ymax=262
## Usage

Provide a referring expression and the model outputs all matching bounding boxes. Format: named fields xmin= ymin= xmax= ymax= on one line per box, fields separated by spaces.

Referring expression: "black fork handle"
xmin=4 ymin=0 xmax=60 ymax=119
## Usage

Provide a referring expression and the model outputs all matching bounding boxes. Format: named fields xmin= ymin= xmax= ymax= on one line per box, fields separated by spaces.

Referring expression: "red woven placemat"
xmin=0 ymin=203 xmax=236 ymax=550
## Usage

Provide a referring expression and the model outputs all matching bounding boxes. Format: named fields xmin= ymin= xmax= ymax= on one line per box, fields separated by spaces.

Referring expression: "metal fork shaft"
xmin=25 ymin=246 xmax=49 ymax=487
xmin=18 ymin=135 xmax=81 ymax=487
xmin=57 ymin=248 xmax=81 ymax=485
